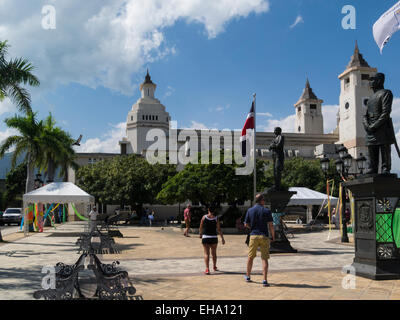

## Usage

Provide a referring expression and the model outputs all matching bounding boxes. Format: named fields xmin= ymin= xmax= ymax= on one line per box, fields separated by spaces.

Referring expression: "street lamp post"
xmin=320 ymin=147 xmax=367 ymax=243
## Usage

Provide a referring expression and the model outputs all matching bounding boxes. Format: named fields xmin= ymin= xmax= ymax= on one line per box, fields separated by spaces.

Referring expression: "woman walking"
xmin=199 ymin=207 xmax=225 ymax=275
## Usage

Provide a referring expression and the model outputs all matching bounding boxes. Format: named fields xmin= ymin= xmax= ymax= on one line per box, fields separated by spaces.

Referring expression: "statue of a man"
xmin=363 ymin=73 xmax=396 ymax=174
xmin=269 ymin=127 xmax=285 ymax=190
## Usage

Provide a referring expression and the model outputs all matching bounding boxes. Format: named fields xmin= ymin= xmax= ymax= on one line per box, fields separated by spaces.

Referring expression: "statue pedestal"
xmin=344 ymin=174 xmax=400 ymax=280
xmin=263 ymin=189 xmax=297 ymax=254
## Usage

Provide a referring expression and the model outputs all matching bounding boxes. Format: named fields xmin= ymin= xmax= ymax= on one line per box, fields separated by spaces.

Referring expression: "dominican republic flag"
xmin=240 ymin=99 xmax=255 ymax=159
xmin=373 ymin=1 xmax=400 ymax=53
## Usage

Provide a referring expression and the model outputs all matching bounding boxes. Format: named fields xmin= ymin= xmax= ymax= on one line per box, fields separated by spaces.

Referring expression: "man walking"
xmin=244 ymin=194 xmax=275 ymax=287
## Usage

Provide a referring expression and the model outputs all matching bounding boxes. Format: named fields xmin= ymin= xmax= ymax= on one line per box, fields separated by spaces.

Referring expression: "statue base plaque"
xmin=344 ymin=174 xmax=400 ymax=280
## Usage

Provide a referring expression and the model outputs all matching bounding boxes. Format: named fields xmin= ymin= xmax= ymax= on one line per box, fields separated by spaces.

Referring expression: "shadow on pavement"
xmin=0 ymin=266 xmax=43 ymax=292
xmin=296 ymin=250 xmax=353 ymax=255
xmin=130 ymin=277 xmax=171 ymax=285
xmin=271 ymin=283 xmax=331 ymax=289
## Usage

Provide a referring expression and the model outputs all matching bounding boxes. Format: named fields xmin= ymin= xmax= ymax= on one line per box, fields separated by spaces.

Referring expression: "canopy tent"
xmin=287 ymin=187 xmax=338 ymax=206
xmin=287 ymin=187 xmax=338 ymax=224
xmin=22 ymin=182 xmax=95 ymax=235
xmin=23 ymin=182 xmax=95 ymax=204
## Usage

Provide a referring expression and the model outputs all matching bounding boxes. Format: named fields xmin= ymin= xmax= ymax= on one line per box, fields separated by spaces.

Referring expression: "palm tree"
xmin=38 ymin=113 xmax=78 ymax=183
xmin=0 ymin=40 xmax=40 ymax=114
xmin=0 ymin=112 xmax=43 ymax=193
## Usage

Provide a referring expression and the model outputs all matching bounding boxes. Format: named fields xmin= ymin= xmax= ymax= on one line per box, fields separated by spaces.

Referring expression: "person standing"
xmin=183 ymin=204 xmax=192 ymax=237
xmin=88 ymin=206 xmax=98 ymax=233
xmin=244 ymin=194 xmax=275 ymax=287
xmin=199 ymin=207 xmax=225 ymax=274
xmin=149 ymin=209 xmax=155 ymax=227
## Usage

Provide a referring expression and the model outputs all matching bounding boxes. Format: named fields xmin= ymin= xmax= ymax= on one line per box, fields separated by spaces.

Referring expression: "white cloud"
xmin=257 ymin=114 xmax=296 ymax=133
xmin=184 ymin=120 xmax=217 ymax=130
xmin=257 ymin=112 xmax=272 ymax=117
xmin=0 ymin=0 xmax=269 ymax=95
xmin=0 ymin=98 xmax=17 ymax=117
xmin=75 ymin=122 xmax=126 ymax=153
xmin=322 ymin=104 xmax=339 ymax=134
xmin=209 ymin=104 xmax=231 ymax=113
xmin=290 ymin=15 xmax=304 ymax=29
xmin=257 ymin=104 xmax=339 ymax=134
xmin=0 ymin=127 xmax=19 ymax=152
xmin=163 ymin=86 xmax=175 ymax=98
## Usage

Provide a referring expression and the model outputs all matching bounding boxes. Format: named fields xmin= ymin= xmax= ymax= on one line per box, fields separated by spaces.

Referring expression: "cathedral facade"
xmin=70 ymin=43 xmax=376 ymax=179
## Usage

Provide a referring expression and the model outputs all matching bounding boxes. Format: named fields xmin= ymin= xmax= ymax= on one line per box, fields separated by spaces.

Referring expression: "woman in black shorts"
xmin=199 ymin=207 xmax=225 ymax=274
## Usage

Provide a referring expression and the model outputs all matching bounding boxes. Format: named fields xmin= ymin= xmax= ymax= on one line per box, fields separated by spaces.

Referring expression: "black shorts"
xmin=202 ymin=237 xmax=218 ymax=245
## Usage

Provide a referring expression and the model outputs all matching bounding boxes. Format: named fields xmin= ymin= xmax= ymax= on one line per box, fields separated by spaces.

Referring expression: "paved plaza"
xmin=1 ymin=222 xmax=400 ymax=300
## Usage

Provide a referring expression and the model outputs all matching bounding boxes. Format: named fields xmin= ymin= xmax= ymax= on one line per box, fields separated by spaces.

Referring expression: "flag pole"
xmin=253 ymin=93 xmax=257 ymax=203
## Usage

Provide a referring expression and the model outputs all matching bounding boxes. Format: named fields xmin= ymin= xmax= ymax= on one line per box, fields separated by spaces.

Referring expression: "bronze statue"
xmin=362 ymin=73 xmax=397 ymax=174
xmin=269 ymin=127 xmax=285 ymax=190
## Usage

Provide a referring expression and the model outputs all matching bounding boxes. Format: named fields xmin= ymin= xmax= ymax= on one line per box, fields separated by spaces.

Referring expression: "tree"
xmin=76 ymin=154 xmax=177 ymax=213
xmin=156 ymin=151 xmax=269 ymax=208
xmin=0 ymin=112 xmax=44 ymax=193
xmin=38 ymin=113 xmax=78 ymax=182
xmin=262 ymin=157 xmax=341 ymax=196
xmin=4 ymin=161 xmax=27 ymax=207
xmin=0 ymin=40 xmax=40 ymax=114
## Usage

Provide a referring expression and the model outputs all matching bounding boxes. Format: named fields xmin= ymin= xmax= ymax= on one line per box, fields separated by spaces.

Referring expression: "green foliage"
xmin=157 ymin=151 xmax=269 ymax=207
xmin=38 ymin=113 xmax=78 ymax=181
xmin=76 ymin=154 xmax=177 ymax=210
xmin=0 ymin=40 xmax=40 ymax=114
xmin=220 ymin=205 xmax=243 ymax=228
xmin=263 ymin=157 xmax=341 ymax=196
xmin=4 ymin=161 xmax=26 ymax=207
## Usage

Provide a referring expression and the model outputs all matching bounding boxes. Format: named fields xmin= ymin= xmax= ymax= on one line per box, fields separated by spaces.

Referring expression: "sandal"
xmin=213 ymin=266 xmax=219 ymax=272
xmin=204 ymin=269 xmax=210 ymax=275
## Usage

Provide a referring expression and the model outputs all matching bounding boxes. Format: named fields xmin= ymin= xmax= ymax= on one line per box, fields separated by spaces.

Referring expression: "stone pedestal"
xmin=263 ymin=189 xmax=298 ymax=253
xmin=344 ymin=174 xmax=400 ymax=280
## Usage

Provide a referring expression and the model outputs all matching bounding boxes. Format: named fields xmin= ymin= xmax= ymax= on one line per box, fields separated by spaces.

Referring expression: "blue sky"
xmin=0 ymin=0 xmax=400 ymax=153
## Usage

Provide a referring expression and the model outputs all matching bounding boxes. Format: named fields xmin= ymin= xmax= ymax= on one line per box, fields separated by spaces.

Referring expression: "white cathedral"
xmin=70 ymin=42 xmax=377 ymax=179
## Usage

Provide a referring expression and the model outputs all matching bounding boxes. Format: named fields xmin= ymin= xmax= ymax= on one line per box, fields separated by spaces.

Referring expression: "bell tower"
xmin=294 ymin=79 xmax=324 ymax=134
xmin=338 ymin=41 xmax=377 ymax=158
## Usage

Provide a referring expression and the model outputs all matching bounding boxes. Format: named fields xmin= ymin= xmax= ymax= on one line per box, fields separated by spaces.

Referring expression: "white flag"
xmin=373 ymin=1 xmax=400 ymax=53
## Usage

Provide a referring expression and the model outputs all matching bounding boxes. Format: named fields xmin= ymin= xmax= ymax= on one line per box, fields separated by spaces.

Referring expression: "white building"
xmin=69 ymin=43 xmax=377 ymax=217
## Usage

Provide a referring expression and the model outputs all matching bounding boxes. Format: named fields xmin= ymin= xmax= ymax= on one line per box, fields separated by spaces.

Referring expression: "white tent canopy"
xmin=23 ymin=182 xmax=95 ymax=204
xmin=287 ymin=187 xmax=338 ymax=206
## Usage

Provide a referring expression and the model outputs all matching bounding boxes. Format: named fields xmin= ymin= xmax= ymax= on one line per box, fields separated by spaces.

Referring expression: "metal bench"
xmin=88 ymin=253 xmax=140 ymax=300
xmin=76 ymin=229 xmax=118 ymax=254
xmin=33 ymin=253 xmax=141 ymax=300
xmin=33 ymin=253 xmax=86 ymax=300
